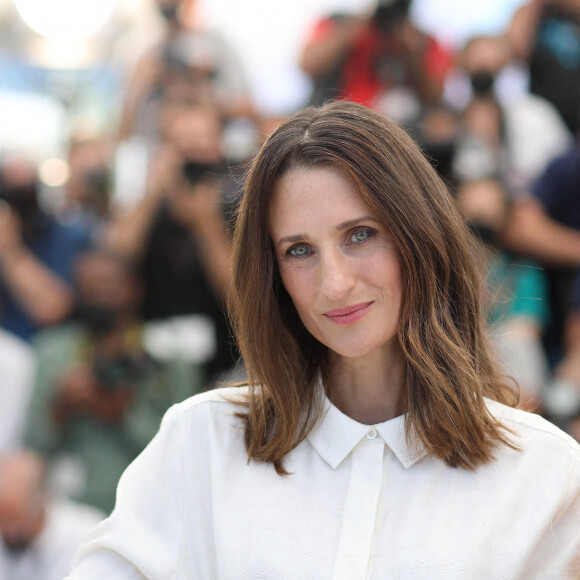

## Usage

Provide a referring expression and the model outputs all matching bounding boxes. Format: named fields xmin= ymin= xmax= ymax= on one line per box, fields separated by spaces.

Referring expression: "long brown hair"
xmin=230 ymin=100 xmax=518 ymax=474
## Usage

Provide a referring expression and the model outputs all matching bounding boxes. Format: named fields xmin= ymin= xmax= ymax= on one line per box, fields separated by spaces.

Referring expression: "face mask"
xmin=181 ymin=161 xmax=222 ymax=186
xmin=0 ymin=182 xmax=40 ymax=221
xmin=4 ymin=537 xmax=31 ymax=555
xmin=159 ymin=3 xmax=179 ymax=23
xmin=373 ymin=0 xmax=410 ymax=30
xmin=470 ymin=71 xmax=496 ymax=96
xmin=76 ymin=303 xmax=122 ymax=336
xmin=423 ymin=140 xmax=455 ymax=176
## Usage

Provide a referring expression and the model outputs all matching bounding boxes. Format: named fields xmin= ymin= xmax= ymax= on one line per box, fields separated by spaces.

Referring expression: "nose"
xmin=319 ymin=249 xmax=355 ymax=301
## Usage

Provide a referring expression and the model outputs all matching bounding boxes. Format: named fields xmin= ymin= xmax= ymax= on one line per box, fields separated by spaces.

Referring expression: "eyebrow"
xmin=274 ymin=216 xmax=379 ymax=249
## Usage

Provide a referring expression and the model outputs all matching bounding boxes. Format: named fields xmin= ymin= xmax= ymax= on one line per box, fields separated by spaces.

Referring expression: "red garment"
xmin=308 ymin=17 xmax=453 ymax=108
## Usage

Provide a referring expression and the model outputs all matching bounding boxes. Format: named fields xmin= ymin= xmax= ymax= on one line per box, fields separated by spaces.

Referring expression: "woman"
xmin=67 ymin=101 xmax=580 ymax=578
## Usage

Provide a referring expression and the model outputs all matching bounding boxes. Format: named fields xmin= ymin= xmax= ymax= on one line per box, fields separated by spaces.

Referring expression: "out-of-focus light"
xmin=39 ymin=158 xmax=70 ymax=187
xmin=15 ymin=0 xmax=119 ymax=40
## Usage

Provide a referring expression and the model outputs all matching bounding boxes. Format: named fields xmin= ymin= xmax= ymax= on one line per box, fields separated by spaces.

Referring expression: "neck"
xmin=324 ymin=342 xmax=406 ymax=425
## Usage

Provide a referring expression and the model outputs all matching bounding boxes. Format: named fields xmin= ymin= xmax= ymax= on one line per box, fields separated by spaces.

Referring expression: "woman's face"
xmin=269 ymin=166 xmax=403 ymax=362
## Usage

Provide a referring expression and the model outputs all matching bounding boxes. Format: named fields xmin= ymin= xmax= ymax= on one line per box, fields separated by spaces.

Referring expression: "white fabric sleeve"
xmin=521 ymin=449 xmax=580 ymax=577
xmin=65 ymin=404 xmax=186 ymax=579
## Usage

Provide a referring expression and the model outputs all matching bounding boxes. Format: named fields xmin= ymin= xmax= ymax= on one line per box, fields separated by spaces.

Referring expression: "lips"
xmin=323 ymin=301 xmax=373 ymax=325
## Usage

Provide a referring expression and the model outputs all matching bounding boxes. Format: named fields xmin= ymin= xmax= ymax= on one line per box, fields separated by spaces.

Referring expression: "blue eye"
xmin=287 ymin=244 xmax=311 ymax=258
xmin=350 ymin=227 xmax=373 ymax=243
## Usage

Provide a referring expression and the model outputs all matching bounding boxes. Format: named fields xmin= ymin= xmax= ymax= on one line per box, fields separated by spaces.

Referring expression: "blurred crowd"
xmin=1 ymin=0 xmax=580 ymax=577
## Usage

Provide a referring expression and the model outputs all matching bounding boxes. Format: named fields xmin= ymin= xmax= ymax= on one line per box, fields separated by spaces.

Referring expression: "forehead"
xmin=268 ymin=168 xmax=381 ymax=244
xmin=271 ymin=166 xmax=367 ymax=209
xmin=268 ymin=166 xmax=375 ymax=235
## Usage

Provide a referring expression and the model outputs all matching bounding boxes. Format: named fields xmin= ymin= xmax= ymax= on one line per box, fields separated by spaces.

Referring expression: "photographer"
xmin=0 ymin=154 xmax=91 ymax=341
xmin=300 ymin=0 xmax=452 ymax=126
xmin=59 ymin=137 xmax=112 ymax=244
xmin=0 ymin=451 xmax=104 ymax=580
xmin=105 ymin=97 xmax=238 ymax=385
xmin=23 ymin=249 xmax=202 ymax=514
xmin=118 ymin=0 xmax=253 ymax=145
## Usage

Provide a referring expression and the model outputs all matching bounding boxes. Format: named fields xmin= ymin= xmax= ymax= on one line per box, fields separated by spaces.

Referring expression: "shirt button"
xmin=366 ymin=428 xmax=378 ymax=440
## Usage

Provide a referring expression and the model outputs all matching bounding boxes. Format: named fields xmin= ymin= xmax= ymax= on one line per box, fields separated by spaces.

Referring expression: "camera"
xmin=181 ymin=161 xmax=222 ymax=186
xmin=92 ymin=352 xmax=156 ymax=391
xmin=162 ymin=43 xmax=189 ymax=72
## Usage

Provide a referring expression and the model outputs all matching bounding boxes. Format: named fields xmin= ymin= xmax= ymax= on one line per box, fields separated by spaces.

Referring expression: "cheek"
xmin=368 ymin=252 xmax=404 ymax=299
xmin=385 ymin=262 xmax=403 ymax=293
xmin=279 ymin=266 xmax=314 ymax=311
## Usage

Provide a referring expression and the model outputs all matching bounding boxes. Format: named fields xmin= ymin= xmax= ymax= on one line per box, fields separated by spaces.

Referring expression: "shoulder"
xmin=36 ymin=217 xmax=92 ymax=273
xmin=533 ymin=145 xmax=580 ymax=200
xmin=137 ymin=386 xmax=250 ymax=471
xmin=308 ymin=12 xmax=351 ymax=38
xmin=488 ymin=399 xmax=580 ymax=464
xmin=33 ymin=322 xmax=86 ymax=352
xmin=0 ymin=328 xmax=33 ymax=364
xmin=40 ymin=498 xmax=106 ymax=551
xmin=171 ymin=385 xmax=247 ymax=411
xmin=543 ymin=146 xmax=580 ymax=177
xmin=163 ymin=386 xmax=249 ymax=430
xmin=46 ymin=215 xmax=92 ymax=245
xmin=506 ymin=92 xmax=560 ymax=115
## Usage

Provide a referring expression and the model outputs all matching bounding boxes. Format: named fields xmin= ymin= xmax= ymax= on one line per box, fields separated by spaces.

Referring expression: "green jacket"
xmin=24 ymin=322 xmax=204 ymax=514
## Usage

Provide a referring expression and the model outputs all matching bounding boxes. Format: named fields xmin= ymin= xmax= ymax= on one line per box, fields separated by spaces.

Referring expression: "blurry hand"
xmin=399 ymin=20 xmax=421 ymax=52
xmin=53 ymin=366 xmax=98 ymax=421
xmin=0 ymin=202 xmax=23 ymax=259
xmin=170 ymin=177 xmax=224 ymax=231
xmin=169 ymin=177 xmax=234 ymax=297
xmin=133 ymin=52 xmax=165 ymax=99
xmin=146 ymin=144 xmax=183 ymax=199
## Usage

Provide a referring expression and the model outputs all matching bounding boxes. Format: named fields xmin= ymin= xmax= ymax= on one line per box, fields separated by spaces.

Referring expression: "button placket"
xmin=332 ymin=437 xmax=385 ymax=580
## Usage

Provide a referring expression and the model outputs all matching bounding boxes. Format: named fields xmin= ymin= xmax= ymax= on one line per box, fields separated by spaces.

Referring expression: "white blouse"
xmin=67 ymin=387 xmax=580 ymax=579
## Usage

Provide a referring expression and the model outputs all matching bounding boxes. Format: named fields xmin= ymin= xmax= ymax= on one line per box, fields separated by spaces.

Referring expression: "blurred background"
xmin=4 ymin=0 xmax=580 ymax=576
xmin=0 ymin=0 xmax=528 ymax=151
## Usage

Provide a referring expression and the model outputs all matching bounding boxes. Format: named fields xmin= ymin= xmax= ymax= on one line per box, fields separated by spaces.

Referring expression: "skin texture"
xmin=52 ymin=252 xmax=143 ymax=424
xmin=269 ymin=166 xmax=405 ymax=424
xmin=0 ymin=452 xmax=46 ymax=550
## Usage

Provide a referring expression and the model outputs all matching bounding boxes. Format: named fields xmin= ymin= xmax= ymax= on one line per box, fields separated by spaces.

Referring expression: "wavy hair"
xmin=230 ymin=100 xmax=518 ymax=474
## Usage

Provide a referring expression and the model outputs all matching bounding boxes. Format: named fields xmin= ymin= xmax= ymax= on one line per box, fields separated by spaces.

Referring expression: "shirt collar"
xmin=307 ymin=395 xmax=427 ymax=470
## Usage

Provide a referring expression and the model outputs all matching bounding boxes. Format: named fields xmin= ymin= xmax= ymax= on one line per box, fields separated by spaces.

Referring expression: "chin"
xmin=321 ymin=332 xmax=401 ymax=362
xmin=324 ymin=340 xmax=384 ymax=360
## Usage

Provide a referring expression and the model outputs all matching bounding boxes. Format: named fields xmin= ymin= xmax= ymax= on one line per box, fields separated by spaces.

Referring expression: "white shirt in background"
xmin=0 ymin=498 xmax=105 ymax=580
xmin=0 ymin=329 xmax=36 ymax=452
